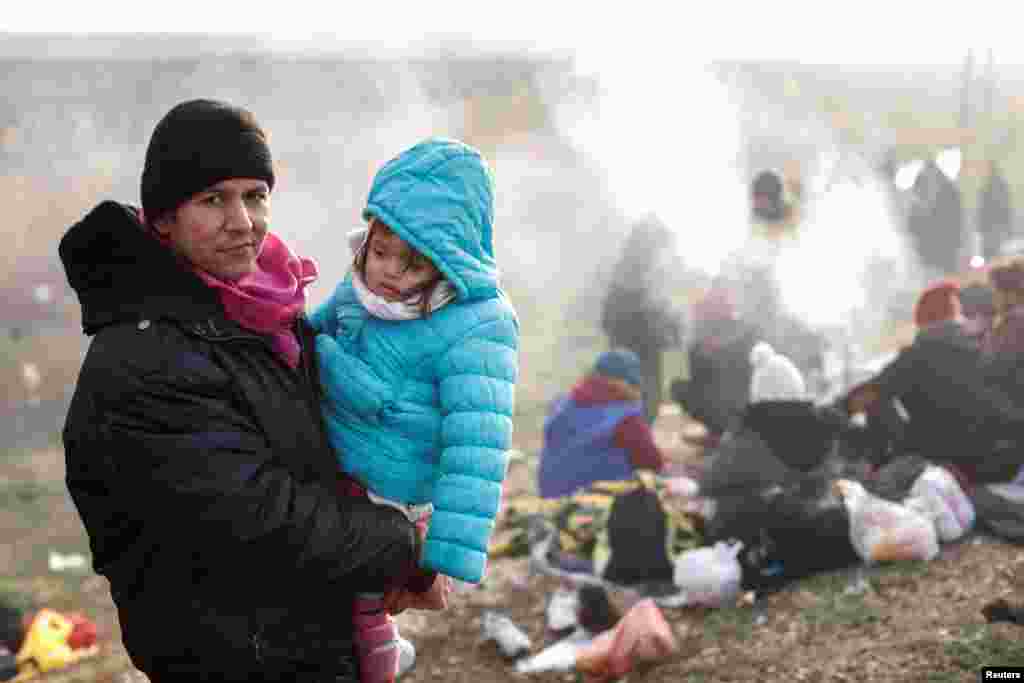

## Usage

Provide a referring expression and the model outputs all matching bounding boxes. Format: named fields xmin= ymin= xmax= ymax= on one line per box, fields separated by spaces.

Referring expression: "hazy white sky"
xmin=1 ymin=1 xmax=1019 ymax=65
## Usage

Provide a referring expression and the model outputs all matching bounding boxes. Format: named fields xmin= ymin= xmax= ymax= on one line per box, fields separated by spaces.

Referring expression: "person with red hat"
xmin=841 ymin=275 xmax=1024 ymax=488
xmin=912 ymin=278 xmax=962 ymax=329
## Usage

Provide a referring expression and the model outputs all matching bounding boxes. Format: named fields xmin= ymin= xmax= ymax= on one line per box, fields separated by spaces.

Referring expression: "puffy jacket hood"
xmin=59 ymin=201 xmax=222 ymax=335
xmin=363 ymin=138 xmax=498 ymax=302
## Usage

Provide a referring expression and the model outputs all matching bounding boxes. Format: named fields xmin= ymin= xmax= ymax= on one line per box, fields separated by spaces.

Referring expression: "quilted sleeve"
xmin=422 ymin=308 xmax=519 ymax=582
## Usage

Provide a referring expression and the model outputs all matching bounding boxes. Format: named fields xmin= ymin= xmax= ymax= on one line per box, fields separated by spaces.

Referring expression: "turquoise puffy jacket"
xmin=310 ymin=139 xmax=519 ymax=583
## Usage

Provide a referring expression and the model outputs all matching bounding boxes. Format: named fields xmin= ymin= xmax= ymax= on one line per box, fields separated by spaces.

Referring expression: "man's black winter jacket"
xmin=59 ymin=202 xmax=417 ymax=681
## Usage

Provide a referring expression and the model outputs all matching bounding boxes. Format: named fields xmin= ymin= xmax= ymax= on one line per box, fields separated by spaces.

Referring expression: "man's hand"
xmin=384 ymin=574 xmax=452 ymax=615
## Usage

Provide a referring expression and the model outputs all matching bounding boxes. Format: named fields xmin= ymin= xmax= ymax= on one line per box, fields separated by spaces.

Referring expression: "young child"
xmin=538 ymin=348 xmax=667 ymax=499
xmin=310 ymin=138 xmax=519 ymax=682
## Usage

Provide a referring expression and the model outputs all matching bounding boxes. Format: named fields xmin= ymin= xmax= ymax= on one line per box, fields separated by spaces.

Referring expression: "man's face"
xmin=155 ymin=178 xmax=270 ymax=281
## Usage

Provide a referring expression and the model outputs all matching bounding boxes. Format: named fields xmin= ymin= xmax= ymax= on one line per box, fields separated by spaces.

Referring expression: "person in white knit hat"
xmin=749 ymin=341 xmax=807 ymax=404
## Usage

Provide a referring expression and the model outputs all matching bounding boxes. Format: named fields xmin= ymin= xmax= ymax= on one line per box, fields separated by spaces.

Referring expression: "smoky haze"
xmin=0 ymin=34 xmax=636 ymax=314
xmin=0 ymin=33 xmax=978 ymax=422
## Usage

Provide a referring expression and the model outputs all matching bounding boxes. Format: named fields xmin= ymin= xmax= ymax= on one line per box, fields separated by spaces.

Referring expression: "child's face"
xmin=364 ymin=221 xmax=440 ymax=302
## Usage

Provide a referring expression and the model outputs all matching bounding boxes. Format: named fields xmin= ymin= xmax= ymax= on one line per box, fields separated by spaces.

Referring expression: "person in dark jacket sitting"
xmin=671 ymin=282 xmax=758 ymax=446
xmin=843 ymin=278 xmax=1024 ymax=486
xmin=58 ymin=99 xmax=438 ymax=683
xmin=960 ymin=280 xmax=996 ymax=332
xmin=538 ymin=349 xmax=667 ymax=499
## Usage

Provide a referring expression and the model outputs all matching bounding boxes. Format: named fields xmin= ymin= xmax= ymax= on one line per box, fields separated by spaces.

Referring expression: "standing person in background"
xmin=906 ymin=159 xmax=965 ymax=276
xmin=977 ymin=161 xmax=1014 ymax=262
xmin=716 ymin=169 xmax=825 ymax=385
xmin=311 ymin=138 xmax=519 ymax=683
xmin=538 ymin=349 xmax=667 ymax=499
xmin=59 ymin=99 xmax=432 ymax=683
xmin=600 ymin=217 xmax=684 ymax=424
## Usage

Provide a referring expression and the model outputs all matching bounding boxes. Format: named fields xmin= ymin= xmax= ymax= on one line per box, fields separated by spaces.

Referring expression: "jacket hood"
xmin=362 ymin=138 xmax=498 ymax=301
xmin=59 ymin=201 xmax=222 ymax=334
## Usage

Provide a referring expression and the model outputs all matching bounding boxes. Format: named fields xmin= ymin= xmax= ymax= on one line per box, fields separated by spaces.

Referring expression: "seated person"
xmin=984 ymin=256 xmax=1024 ymax=405
xmin=960 ymin=279 xmax=996 ymax=332
xmin=916 ymin=278 xmax=985 ymax=340
xmin=539 ymin=349 xmax=667 ymax=499
xmin=749 ymin=341 xmax=807 ymax=404
xmin=843 ymin=278 xmax=1024 ymax=487
xmin=672 ymin=285 xmax=758 ymax=445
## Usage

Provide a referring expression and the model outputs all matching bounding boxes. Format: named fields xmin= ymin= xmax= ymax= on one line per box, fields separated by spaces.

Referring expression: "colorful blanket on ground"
xmin=491 ymin=476 xmax=704 ymax=566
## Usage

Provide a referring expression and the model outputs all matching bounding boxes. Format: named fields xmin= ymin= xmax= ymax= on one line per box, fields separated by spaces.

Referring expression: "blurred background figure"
xmin=538 ymin=348 xmax=667 ymax=499
xmin=977 ymin=161 xmax=1015 ymax=262
xmin=705 ymin=168 xmax=826 ymax=391
xmin=600 ymin=217 xmax=685 ymax=424
xmin=913 ymin=278 xmax=964 ymax=330
xmin=905 ymin=158 xmax=964 ymax=276
xmin=750 ymin=168 xmax=794 ymax=225
xmin=748 ymin=341 xmax=807 ymax=405
xmin=984 ymin=256 xmax=1024 ymax=409
xmin=960 ymin=279 xmax=997 ymax=333
xmin=671 ymin=282 xmax=757 ymax=446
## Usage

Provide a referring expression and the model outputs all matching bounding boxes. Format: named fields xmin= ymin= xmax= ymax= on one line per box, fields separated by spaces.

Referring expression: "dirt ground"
xmin=3 ymin=407 xmax=1024 ymax=683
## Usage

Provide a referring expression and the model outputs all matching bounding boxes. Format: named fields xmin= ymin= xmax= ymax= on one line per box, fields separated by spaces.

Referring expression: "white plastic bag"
xmin=514 ymin=639 xmax=583 ymax=674
xmin=907 ymin=465 xmax=975 ymax=542
xmin=835 ymin=479 xmax=939 ymax=564
xmin=481 ymin=611 xmax=532 ymax=660
xmin=672 ymin=540 xmax=744 ymax=607
xmin=546 ymin=587 xmax=579 ymax=633
xmin=664 ymin=476 xmax=700 ymax=498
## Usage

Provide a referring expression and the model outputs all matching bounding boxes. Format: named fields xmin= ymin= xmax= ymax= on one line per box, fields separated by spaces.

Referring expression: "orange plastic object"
xmin=575 ymin=598 xmax=678 ymax=680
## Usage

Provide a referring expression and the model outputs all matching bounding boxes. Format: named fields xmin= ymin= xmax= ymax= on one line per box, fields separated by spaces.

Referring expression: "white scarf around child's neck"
xmin=348 ymin=227 xmax=456 ymax=321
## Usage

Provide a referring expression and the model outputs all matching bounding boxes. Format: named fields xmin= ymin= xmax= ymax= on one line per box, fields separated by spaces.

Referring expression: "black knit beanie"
xmin=141 ymin=99 xmax=275 ymax=225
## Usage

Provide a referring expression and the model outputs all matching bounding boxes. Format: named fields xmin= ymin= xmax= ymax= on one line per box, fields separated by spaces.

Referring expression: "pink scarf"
xmin=194 ymin=233 xmax=318 ymax=368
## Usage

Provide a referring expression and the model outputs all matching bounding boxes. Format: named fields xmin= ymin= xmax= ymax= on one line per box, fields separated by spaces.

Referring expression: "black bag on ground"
xmin=600 ymin=485 xmax=674 ymax=587
xmin=972 ymin=486 xmax=1024 ymax=543
xmin=862 ymin=455 xmax=930 ymax=502
xmin=705 ymin=475 xmax=859 ymax=592
xmin=0 ymin=603 xmax=24 ymax=655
